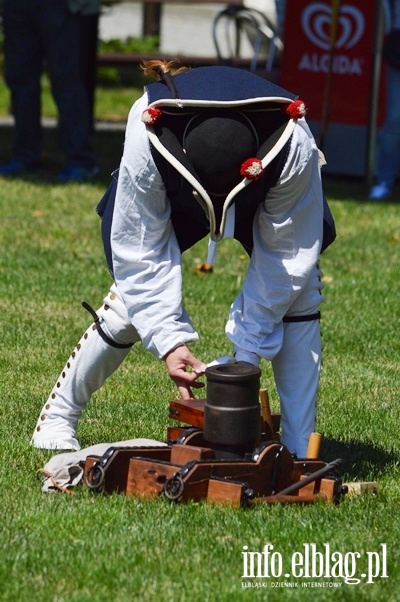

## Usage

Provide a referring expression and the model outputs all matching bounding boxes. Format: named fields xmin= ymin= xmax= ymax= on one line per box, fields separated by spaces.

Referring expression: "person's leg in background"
xmin=369 ymin=65 xmax=400 ymax=200
xmin=41 ymin=0 xmax=98 ymax=181
xmin=78 ymin=11 xmax=100 ymax=130
xmin=0 ymin=0 xmax=43 ymax=173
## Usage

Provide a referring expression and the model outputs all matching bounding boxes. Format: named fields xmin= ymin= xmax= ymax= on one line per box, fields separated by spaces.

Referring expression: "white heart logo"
xmin=301 ymin=2 xmax=365 ymax=50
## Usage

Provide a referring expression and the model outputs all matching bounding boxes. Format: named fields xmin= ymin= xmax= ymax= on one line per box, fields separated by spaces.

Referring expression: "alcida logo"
xmin=299 ymin=2 xmax=366 ymax=75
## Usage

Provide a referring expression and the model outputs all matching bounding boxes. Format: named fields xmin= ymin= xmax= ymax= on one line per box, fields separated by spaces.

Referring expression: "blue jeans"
xmin=376 ymin=66 xmax=400 ymax=187
xmin=3 ymin=0 xmax=96 ymax=167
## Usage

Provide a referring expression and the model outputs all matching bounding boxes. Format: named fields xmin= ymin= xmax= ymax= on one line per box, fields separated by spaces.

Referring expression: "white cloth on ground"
xmin=38 ymin=438 xmax=167 ymax=493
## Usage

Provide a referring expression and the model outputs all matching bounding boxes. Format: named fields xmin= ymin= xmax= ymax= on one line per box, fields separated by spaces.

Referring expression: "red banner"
xmin=279 ymin=0 xmax=384 ymax=126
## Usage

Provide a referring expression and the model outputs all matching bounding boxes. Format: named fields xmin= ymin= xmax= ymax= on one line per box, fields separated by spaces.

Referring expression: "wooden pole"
xmin=259 ymin=388 xmax=274 ymax=435
xmin=318 ymin=0 xmax=341 ymax=150
xmin=366 ymin=0 xmax=386 ymax=184
xmin=306 ymin=432 xmax=323 ymax=459
xmin=142 ymin=2 xmax=163 ymax=38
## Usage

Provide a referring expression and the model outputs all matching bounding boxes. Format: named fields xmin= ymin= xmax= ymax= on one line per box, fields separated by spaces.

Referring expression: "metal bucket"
xmin=204 ymin=362 xmax=261 ymax=447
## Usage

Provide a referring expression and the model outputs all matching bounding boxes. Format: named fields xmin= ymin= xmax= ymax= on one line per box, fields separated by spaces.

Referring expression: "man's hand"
xmin=164 ymin=345 xmax=207 ymax=400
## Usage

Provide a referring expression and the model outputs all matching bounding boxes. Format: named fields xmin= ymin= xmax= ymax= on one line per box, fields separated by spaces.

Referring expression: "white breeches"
xmin=271 ymin=318 xmax=321 ymax=458
xmin=60 ymin=285 xmax=139 ymax=407
xmin=57 ymin=283 xmax=140 ymax=410
xmin=32 ymin=284 xmax=139 ymax=449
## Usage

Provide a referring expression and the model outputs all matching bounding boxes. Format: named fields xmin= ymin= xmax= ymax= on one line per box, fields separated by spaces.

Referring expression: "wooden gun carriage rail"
xmin=83 ymin=396 xmax=347 ymax=507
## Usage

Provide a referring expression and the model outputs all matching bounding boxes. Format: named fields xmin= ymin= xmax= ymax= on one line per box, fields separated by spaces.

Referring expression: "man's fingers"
xmin=172 ymin=373 xmax=205 ymax=399
xmin=164 ymin=345 xmax=207 ymax=399
xmin=190 ymin=380 xmax=205 ymax=389
xmin=174 ymin=379 xmax=194 ymax=400
xmin=178 ymin=385 xmax=193 ymax=400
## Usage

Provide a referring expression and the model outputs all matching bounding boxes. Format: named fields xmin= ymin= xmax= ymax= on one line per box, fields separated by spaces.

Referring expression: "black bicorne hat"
xmin=142 ymin=66 xmax=306 ymax=241
xmin=183 ymin=111 xmax=260 ymax=195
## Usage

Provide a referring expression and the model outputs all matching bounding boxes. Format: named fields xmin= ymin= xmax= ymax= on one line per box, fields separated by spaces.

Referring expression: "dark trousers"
xmin=3 ymin=0 xmax=96 ymax=167
xmin=79 ymin=13 xmax=100 ymax=129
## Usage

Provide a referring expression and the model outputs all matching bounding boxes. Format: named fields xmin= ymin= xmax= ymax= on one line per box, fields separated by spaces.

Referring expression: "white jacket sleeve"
xmin=110 ymin=94 xmax=199 ymax=359
xmin=225 ymin=120 xmax=324 ymax=365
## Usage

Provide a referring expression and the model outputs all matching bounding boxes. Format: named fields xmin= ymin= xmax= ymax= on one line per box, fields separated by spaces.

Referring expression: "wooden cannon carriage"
xmin=83 ymin=382 xmax=347 ymax=507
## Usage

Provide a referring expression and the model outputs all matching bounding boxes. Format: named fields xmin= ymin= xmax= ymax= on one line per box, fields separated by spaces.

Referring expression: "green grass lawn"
xmin=0 ymin=77 xmax=399 ymax=601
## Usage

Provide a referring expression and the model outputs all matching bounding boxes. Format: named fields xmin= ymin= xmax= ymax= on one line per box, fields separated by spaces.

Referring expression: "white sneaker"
xmin=369 ymin=182 xmax=392 ymax=200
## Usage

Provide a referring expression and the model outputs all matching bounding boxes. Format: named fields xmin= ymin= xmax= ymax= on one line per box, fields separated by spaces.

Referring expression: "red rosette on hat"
xmin=240 ymin=157 xmax=264 ymax=181
xmin=142 ymin=107 xmax=163 ymax=125
xmin=285 ymin=100 xmax=307 ymax=119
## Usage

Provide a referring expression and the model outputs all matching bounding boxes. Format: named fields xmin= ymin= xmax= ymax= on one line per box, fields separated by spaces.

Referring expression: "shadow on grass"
xmin=321 ymin=437 xmax=399 ymax=479
xmin=0 ymin=122 xmax=125 ymax=187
